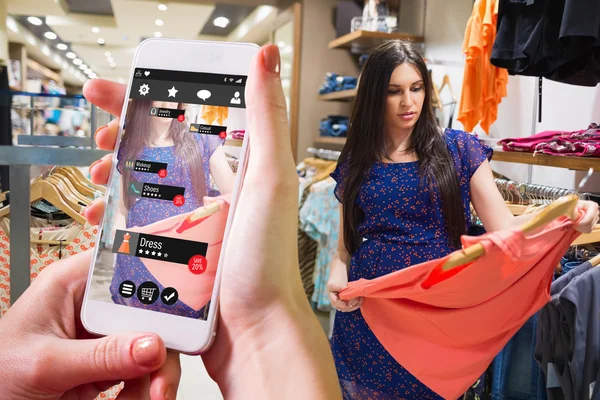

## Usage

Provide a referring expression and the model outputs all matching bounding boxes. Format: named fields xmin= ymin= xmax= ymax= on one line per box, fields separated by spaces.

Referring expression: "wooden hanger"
xmin=432 ymin=81 xmax=444 ymax=110
xmin=589 ymin=252 xmax=600 ymax=267
xmin=442 ymin=194 xmax=579 ymax=271
xmin=56 ymin=167 xmax=95 ymax=198
xmin=0 ymin=179 xmax=86 ymax=224
xmin=66 ymin=166 xmax=106 ymax=194
xmin=46 ymin=175 xmax=86 ymax=211
xmin=49 ymin=174 xmax=91 ymax=206
xmin=439 ymin=74 xmax=456 ymax=102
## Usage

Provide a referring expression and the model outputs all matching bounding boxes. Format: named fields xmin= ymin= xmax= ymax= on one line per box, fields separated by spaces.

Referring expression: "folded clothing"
xmin=498 ymin=123 xmax=600 ymax=156
xmin=318 ymin=73 xmax=357 ymax=94
xmin=320 ymin=115 xmax=348 ymax=137
xmin=339 ymin=216 xmax=580 ymax=400
xmin=229 ymin=130 xmax=245 ymax=140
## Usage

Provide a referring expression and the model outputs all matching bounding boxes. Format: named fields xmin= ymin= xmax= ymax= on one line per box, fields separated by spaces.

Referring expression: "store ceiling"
xmin=7 ymin=0 xmax=278 ymax=85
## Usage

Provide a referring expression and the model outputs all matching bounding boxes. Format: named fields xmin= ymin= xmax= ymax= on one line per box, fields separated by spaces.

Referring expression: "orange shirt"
xmin=458 ymin=0 xmax=508 ymax=134
xmin=340 ymin=217 xmax=580 ymax=399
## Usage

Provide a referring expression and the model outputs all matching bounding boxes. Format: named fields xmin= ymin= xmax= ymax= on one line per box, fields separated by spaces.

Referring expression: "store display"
xmin=458 ymin=0 xmax=508 ymax=133
xmin=318 ymin=73 xmax=357 ymax=94
xmin=320 ymin=115 xmax=349 ymax=137
xmin=498 ymin=123 xmax=600 ymax=157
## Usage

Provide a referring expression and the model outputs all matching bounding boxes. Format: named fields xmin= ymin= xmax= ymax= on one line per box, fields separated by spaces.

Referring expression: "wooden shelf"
xmin=329 ymin=30 xmax=424 ymax=50
xmin=492 ymin=150 xmax=600 ymax=171
xmin=318 ymin=89 xmax=357 ymax=101
xmin=314 ymin=136 xmax=346 ymax=149
xmin=225 ymin=138 xmax=243 ymax=147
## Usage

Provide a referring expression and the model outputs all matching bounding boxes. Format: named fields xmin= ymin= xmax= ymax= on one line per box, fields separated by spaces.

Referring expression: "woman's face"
xmin=384 ymin=63 xmax=425 ymax=136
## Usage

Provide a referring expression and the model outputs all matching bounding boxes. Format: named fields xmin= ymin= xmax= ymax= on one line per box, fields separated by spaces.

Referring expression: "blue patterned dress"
xmin=110 ymin=133 xmax=224 ymax=319
xmin=330 ymin=129 xmax=493 ymax=399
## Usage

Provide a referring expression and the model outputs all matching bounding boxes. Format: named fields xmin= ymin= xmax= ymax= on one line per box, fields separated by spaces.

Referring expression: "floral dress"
xmin=330 ymin=129 xmax=493 ymax=399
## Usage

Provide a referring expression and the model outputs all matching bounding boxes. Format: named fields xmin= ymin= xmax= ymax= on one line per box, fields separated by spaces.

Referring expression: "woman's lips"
xmin=399 ymin=112 xmax=416 ymax=121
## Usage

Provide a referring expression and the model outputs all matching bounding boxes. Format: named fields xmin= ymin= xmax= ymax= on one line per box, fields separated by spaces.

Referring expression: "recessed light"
xmin=155 ymin=19 xmax=164 ymax=26
xmin=104 ymin=51 xmax=111 ymax=57
xmin=27 ymin=17 xmax=42 ymax=26
xmin=90 ymin=73 xmax=98 ymax=79
xmin=56 ymin=43 xmax=68 ymax=50
xmin=97 ymin=38 xmax=105 ymax=45
xmin=92 ymin=27 xmax=100 ymax=33
xmin=110 ymin=62 xmax=116 ymax=68
xmin=154 ymin=31 xmax=162 ymax=38
xmin=158 ymin=4 xmax=168 ymax=11
xmin=44 ymin=31 xmax=57 ymax=40
xmin=73 ymin=58 xmax=83 ymax=65
xmin=107 ymin=56 xmax=114 ymax=62
xmin=79 ymin=64 xmax=88 ymax=70
xmin=66 ymin=52 xmax=76 ymax=59
xmin=213 ymin=17 xmax=229 ymax=28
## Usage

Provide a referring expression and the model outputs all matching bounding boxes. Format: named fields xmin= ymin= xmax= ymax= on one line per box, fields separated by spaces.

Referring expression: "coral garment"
xmin=340 ymin=216 xmax=581 ymax=400
xmin=458 ymin=0 xmax=508 ymax=133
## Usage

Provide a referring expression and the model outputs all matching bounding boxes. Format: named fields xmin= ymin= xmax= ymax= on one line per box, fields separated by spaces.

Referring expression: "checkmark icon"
xmin=164 ymin=292 xmax=175 ymax=301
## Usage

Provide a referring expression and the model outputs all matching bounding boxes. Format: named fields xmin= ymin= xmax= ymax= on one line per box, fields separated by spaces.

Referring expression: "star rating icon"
xmin=164 ymin=253 xmax=169 ymax=258
xmin=139 ymin=249 xmax=143 ymax=254
xmin=151 ymin=251 xmax=156 ymax=256
xmin=157 ymin=252 xmax=162 ymax=257
xmin=168 ymin=86 xmax=178 ymax=98
xmin=145 ymin=250 xmax=150 ymax=255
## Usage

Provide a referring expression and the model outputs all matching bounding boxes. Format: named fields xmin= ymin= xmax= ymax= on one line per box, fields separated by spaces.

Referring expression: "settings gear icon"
xmin=139 ymin=84 xmax=150 ymax=96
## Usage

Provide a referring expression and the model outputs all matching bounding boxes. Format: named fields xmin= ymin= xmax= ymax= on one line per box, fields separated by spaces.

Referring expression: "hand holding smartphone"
xmin=81 ymin=39 xmax=257 ymax=354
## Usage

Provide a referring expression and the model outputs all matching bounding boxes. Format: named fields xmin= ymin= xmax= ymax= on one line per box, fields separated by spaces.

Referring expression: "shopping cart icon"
xmin=141 ymin=288 xmax=156 ymax=301
xmin=137 ymin=281 xmax=159 ymax=304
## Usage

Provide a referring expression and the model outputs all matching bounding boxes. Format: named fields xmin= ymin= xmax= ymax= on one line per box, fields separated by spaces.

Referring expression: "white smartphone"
xmin=81 ymin=39 xmax=258 ymax=354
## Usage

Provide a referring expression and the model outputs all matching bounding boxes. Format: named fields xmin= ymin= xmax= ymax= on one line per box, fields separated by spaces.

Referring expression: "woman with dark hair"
xmin=326 ymin=40 xmax=598 ymax=398
xmin=110 ymin=99 xmax=234 ymax=319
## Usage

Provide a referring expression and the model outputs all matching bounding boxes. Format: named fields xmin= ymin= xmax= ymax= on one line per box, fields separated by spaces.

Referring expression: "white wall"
xmin=421 ymin=0 xmax=600 ymax=191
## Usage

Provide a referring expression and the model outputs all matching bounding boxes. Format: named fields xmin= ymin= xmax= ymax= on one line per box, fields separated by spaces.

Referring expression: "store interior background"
xmin=1 ymin=0 xmax=599 ymax=398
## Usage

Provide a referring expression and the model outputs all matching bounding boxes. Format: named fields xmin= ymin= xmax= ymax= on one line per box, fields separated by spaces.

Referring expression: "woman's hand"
xmin=575 ymin=200 xmax=599 ymax=233
xmin=0 ymin=252 xmax=179 ymax=400
xmin=83 ymin=45 xmax=341 ymax=399
xmin=327 ymin=256 xmax=362 ymax=312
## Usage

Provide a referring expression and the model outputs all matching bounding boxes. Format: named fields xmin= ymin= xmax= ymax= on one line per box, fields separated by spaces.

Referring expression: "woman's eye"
xmin=411 ymin=86 xmax=423 ymax=92
xmin=388 ymin=89 xmax=400 ymax=95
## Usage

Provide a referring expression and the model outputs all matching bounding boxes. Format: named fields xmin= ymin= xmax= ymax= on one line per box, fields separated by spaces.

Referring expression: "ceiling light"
xmin=110 ymin=62 xmax=116 ymax=68
xmin=79 ymin=64 xmax=88 ymax=70
xmin=155 ymin=19 xmax=164 ymax=26
xmin=154 ymin=31 xmax=162 ymax=38
xmin=56 ymin=43 xmax=68 ymax=50
xmin=104 ymin=51 xmax=111 ymax=57
xmin=7 ymin=18 xmax=18 ymax=33
xmin=92 ymin=27 xmax=100 ymax=33
xmin=158 ymin=4 xmax=168 ymax=11
xmin=44 ymin=31 xmax=57 ymax=40
xmin=97 ymin=38 xmax=105 ymax=45
xmin=90 ymin=73 xmax=98 ymax=79
xmin=27 ymin=17 xmax=43 ymax=26
xmin=73 ymin=58 xmax=83 ymax=65
xmin=107 ymin=57 xmax=114 ymax=63
xmin=66 ymin=52 xmax=76 ymax=59
xmin=213 ymin=17 xmax=229 ymax=28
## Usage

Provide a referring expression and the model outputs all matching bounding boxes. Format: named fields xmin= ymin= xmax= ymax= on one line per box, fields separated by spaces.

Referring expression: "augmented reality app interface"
xmin=89 ymin=68 xmax=247 ymax=320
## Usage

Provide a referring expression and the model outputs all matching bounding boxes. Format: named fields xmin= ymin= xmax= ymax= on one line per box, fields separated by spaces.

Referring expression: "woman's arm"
xmin=209 ymin=146 xmax=236 ymax=194
xmin=470 ymin=160 xmax=599 ymax=233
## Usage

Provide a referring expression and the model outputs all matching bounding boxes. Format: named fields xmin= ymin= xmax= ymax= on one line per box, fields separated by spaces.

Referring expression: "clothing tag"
xmin=546 ymin=363 xmax=561 ymax=388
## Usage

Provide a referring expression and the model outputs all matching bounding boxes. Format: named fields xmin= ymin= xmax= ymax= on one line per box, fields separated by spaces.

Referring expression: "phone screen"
xmin=88 ymin=68 xmax=247 ymax=320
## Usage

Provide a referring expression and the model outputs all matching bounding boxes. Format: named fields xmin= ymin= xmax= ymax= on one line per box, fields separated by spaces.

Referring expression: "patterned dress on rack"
xmin=330 ymin=129 xmax=493 ymax=399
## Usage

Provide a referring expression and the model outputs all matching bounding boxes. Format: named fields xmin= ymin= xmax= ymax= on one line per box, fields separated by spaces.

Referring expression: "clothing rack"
xmin=494 ymin=179 xmax=585 ymax=204
xmin=0 ymin=145 xmax=109 ymax=304
xmin=307 ymin=147 xmax=340 ymax=161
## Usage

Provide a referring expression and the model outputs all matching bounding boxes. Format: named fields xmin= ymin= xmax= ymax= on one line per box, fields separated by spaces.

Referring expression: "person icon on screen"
xmin=230 ymin=91 xmax=242 ymax=105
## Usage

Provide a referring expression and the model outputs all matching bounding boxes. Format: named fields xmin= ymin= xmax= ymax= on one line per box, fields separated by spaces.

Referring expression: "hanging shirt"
xmin=459 ymin=0 xmax=508 ymax=133
xmin=339 ymin=216 xmax=580 ymax=400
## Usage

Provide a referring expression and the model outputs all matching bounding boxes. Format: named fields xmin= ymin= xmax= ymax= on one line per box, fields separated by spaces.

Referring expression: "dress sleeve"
xmin=330 ymin=161 xmax=348 ymax=203
xmin=456 ymin=130 xmax=493 ymax=179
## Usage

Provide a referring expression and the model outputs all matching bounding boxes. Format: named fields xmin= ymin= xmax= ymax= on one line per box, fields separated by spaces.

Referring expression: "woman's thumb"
xmin=53 ymin=333 xmax=166 ymax=388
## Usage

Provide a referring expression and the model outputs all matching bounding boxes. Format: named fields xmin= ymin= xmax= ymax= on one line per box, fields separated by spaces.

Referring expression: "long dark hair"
xmin=339 ymin=40 xmax=465 ymax=253
xmin=120 ymin=99 xmax=206 ymax=209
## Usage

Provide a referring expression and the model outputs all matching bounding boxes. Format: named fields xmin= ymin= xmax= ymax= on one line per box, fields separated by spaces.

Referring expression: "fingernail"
xmin=94 ymin=125 xmax=107 ymax=138
xmin=263 ymin=45 xmax=280 ymax=74
xmin=132 ymin=335 xmax=161 ymax=368
xmin=89 ymin=159 xmax=102 ymax=173
xmin=163 ymin=383 xmax=177 ymax=400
